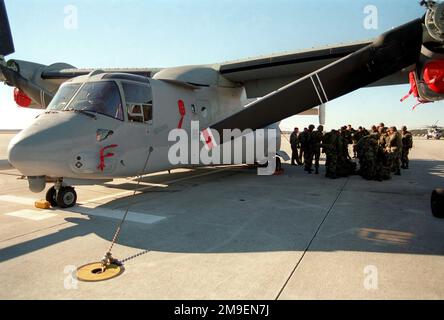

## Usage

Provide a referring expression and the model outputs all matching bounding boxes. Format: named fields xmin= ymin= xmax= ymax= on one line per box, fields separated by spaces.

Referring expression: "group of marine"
xmin=289 ymin=123 xmax=413 ymax=181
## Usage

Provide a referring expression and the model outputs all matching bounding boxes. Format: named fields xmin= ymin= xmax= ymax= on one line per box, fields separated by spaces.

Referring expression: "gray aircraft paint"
xmin=7 ymin=73 xmax=281 ymax=185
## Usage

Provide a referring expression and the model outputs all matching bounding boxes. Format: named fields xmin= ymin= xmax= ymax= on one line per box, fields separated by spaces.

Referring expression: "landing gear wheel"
xmin=257 ymin=161 xmax=268 ymax=168
xmin=56 ymin=186 xmax=77 ymax=208
xmin=45 ymin=187 xmax=58 ymax=207
xmin=431 ymin=188 xmax=444 ymax=218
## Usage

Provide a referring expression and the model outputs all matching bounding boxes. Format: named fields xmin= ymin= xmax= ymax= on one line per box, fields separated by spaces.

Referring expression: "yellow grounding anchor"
xmin=76 ymin=262 xmax=124 ymax=282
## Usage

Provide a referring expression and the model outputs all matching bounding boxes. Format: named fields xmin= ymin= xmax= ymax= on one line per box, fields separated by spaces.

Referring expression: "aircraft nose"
xmin=7 ymin=112 xmax=119 ymax=178
xmin=7 ymin=118 xmax=71 ymax=177
xmin=7 ymin=134 xmax=48 ymax=176
xmin=7 ymin=138 xmax=26 ymax=169
xmin=7 ymin=139 xmax=48 ymax=192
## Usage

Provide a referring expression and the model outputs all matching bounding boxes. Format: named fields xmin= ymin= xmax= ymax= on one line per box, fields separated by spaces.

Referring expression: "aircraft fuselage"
xmin=7 ymin=72 xmax=282 ymax=193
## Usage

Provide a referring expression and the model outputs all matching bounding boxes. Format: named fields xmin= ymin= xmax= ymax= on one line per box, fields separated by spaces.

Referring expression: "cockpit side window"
xmin=122 ymin=82 xmax=153 ymax=124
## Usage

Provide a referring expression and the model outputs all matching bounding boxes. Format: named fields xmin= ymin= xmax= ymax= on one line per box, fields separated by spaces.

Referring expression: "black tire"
xmin=276 ymin=157 xmax=282 ymax=171
xmin=257 ymin=161 xmax=268 ymax=168
xmin=56 ymin=186 xmax=77 ymax=208
xmin=431 ymin=188 xmax=444 ymax=218
xmin=45 ymin=187 xmax=58 ymax=207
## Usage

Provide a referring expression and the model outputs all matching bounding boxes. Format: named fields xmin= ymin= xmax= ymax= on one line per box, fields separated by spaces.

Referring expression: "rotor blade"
xmin=0 ymin=0 xmax=15 ymax=56
xmin=209 ymin=19 xmax=423 ymax=140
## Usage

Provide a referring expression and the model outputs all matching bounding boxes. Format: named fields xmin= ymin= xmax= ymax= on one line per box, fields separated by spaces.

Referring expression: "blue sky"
xmin=1 ymin=0 xmax=443 ymax=130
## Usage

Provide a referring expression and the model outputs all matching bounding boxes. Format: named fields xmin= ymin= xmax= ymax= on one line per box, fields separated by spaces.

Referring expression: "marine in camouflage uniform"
xmin=378 ymin=127 xmax=388 ymax=149
xmin=375 ymin=127 xmax=392 ymax=180
xmin=356 ymin=134 xmax=379 ymax=180
xmin=370 ymin=125 xmax=380 ymax=139
xmin=302 ymin=125 xmax=316 ymax=173
xmin=337 ymin=131 xmax=356 ymax=177
xmin=298 ymin=128 xmax=309 ymax=165
xmin=290 ymin=127 xmax=303 ymax=166
xmin=352 ymin=126 xmax=365 ymax=158
xmin=322 ymin=129 xmax=339 ymax=179
xmin=386 ymin=126 xmax=403 ymax=175
xmin=311 ymin=125 xmax=324 ymax=174
xmin=401 ymin=126 xmax=413 ymax=169
xmin=375 ymin=142 xmax=391 ymax=181
xmin=340 ymin=126 xmax=352 ymax=159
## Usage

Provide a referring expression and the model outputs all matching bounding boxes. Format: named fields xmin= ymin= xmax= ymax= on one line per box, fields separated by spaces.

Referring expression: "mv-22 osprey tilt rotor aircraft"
xmin=1 ymin=0 xmax=444 ymax=216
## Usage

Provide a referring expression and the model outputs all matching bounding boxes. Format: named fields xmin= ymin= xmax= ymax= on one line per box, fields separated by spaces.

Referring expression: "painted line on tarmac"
xmin=6 ymin=209 xmax=57 ymax=221
xmin=0 ymin=195 xmax=165 ymax=225
xmin=0 ymin=195 xmax=35 ymax=205
xmin=67 ymin=206 xmax=165 ymax=224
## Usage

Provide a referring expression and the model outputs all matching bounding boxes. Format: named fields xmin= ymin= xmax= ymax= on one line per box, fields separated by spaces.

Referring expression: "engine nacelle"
xmin=2 ymin=60 xmax=74 ymax=109
xmin=416 ymin=59 xmax=444 ymax=101
xmin=417 ymin=43 xmax=444 ymax=101
xmin=13 ymin=87 xmax=32 ymax=107
xmin=423 ymin=60 xmax=444 ymax=94
xmin=401 ymin=44 xmax=444 ymax=108
xmin=12 ymin=87 xmax=46 ymax=109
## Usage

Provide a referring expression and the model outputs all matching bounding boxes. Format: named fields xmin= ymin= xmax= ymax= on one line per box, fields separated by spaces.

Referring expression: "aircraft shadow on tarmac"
xmin=1 ymin=160 xmax=444 ymax=264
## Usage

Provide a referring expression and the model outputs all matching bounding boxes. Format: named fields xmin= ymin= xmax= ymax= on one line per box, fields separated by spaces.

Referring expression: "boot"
xmin=395 ymin=168 xmax=401 ymax=176
xmin=315 ymin=168 xmax=319 ymax=174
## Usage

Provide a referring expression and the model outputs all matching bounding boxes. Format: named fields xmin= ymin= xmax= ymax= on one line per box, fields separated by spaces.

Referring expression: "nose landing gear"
xmin=45 ymin=179 xmax=77 ymax=208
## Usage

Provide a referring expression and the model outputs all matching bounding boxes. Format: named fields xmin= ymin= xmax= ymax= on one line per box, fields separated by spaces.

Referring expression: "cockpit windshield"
xmin=47 ymin=83 xmax=81 ymax=111
xmin=48 ymin=81 xmax=124 ymax=121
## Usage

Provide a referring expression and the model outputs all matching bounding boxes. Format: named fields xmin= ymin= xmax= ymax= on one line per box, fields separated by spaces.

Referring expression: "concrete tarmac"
xmin=0 ymin=133 xmax=443 ymax=299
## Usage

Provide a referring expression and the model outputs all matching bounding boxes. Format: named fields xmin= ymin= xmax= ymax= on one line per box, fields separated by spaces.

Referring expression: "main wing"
xmin=216 ymin=40 xmax=409 ymax=99
xmin=207 ymin=18 xmax=424 ymax=140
